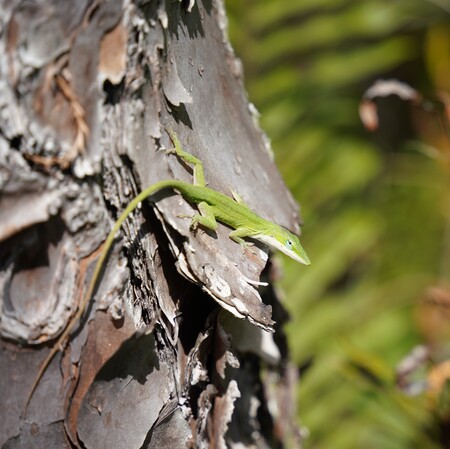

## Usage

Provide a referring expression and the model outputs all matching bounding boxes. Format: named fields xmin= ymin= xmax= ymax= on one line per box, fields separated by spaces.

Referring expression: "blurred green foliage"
xmin=226 ymin=1 xmax=450 ymax=448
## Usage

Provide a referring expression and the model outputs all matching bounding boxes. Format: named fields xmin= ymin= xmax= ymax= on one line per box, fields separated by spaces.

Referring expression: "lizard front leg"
xmin=229 ymin=227 xmax=254 ymax=247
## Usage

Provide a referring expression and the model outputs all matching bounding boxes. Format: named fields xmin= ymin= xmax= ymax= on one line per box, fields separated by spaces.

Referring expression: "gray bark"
xmin=0 ymin=1 xmax=302 ymax=448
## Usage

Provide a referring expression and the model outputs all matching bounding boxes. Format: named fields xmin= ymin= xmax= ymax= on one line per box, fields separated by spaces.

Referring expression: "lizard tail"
xmin=23 ymin=181 xmax=173 ymax=417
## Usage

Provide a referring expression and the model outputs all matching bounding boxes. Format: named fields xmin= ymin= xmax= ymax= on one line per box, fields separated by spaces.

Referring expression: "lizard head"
xmin=256 ymin=227 xmax=310 ymax=265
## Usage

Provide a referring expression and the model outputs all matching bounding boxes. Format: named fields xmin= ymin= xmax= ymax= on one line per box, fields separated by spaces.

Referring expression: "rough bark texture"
xmin=0 ymin=1 xmax=303 ymax=448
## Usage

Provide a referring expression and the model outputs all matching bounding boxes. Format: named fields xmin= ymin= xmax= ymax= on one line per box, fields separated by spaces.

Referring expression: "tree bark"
xmin=0 ymin=1 xmax=303 ymax=448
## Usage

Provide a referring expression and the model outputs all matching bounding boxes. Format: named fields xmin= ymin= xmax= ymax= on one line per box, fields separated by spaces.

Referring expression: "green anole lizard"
xmin=24 ymin=129 xmax=310 ymax=413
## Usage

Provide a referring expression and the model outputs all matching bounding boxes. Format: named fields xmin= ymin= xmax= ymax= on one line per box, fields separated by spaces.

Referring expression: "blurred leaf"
xmin=227 ymin=0 xmax=450 ymax=447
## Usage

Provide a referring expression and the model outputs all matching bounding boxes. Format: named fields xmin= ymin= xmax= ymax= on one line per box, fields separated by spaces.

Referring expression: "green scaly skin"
xmin=24 ymin=129 xmax=309 ymax=414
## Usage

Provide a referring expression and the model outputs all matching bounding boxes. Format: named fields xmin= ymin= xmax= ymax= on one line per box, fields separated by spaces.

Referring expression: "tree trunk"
xmin=0 ymin=1 xmax=303 ymax=448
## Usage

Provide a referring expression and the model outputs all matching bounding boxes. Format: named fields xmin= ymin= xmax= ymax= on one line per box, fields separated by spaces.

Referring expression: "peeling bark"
xmin=0 ymin=1 xmax=303 ymax=448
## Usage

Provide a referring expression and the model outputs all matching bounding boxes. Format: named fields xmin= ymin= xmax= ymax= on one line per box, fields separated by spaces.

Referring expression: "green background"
xmin=226 ymin=1 xmax=450 ymax=447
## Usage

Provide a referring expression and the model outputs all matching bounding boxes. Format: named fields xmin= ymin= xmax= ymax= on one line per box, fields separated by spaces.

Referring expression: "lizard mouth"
xmin=254 ymin=234 xmax=310 ymax=265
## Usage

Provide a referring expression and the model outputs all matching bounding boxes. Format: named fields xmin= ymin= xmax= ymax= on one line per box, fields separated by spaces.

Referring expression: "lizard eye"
xmin=286 ymin=239 xmax=293 ymax=249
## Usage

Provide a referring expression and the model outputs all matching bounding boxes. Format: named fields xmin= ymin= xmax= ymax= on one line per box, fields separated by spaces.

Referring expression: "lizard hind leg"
xmin=166 ymin=128 xmax=206 ymax=187
xmin=190 ymin=202 xmax=218 ymax=232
